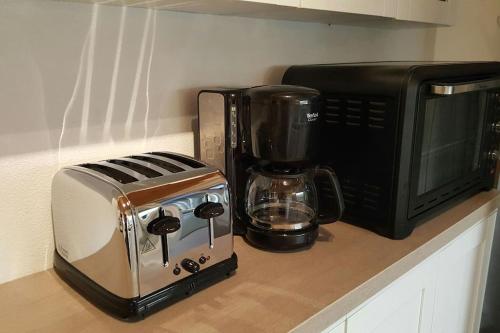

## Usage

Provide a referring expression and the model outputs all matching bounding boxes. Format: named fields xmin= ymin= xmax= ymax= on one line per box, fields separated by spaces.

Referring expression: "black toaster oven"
xmin=283 ymin=62 xmax=500 ymax=239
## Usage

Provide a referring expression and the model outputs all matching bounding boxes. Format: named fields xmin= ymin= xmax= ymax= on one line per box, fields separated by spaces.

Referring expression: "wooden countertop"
xmin=1 ymin=191 xmax=499 ymax=333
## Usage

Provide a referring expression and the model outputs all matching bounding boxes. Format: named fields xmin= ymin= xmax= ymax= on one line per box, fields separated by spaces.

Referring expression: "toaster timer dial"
xmin=181 ymin=258 xmax=200 ymax=273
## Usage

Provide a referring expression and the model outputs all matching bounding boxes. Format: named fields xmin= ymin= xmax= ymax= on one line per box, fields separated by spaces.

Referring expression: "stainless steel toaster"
xmin=52 ymin=151 xmax=237 ymax=320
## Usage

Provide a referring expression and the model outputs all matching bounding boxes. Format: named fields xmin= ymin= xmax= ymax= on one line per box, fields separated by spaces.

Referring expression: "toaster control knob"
xmin=147 ymin=208 xmax=181 ymax=236
xmin=199 ymin=256 xmax=207 ymax=264
xmin=194 ymin=202 xmax=224 ymax=219
xmin=181 ymin=259 xmax=200 ymax=274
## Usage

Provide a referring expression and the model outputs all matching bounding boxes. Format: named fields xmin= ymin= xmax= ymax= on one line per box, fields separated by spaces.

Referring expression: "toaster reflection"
xmin=137 ymin=188 xmax=231 ymax=267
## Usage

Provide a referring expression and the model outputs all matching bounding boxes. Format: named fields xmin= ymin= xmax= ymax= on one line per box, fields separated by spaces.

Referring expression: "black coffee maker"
xmin=198 ymin=85 xmax=344 ymax=250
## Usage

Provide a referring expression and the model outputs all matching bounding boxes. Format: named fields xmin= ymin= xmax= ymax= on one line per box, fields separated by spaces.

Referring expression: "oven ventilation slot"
xmin=325 ymin=97 xmax=342 ymax=125
xmin=346 ymin=99 xmax=362 ymax=127
xmin=149 ymin=152 xmax=205 ymax=169
xmin=361 ymin=184 xmax=381 ymax=211
xmin=340 ymin=180 xmax=382 ymax=212
xmin=80 ymin=163 xmax=138 ymax=184
xmin=342 ymin=189 xmax=357 ymax=207
xmin=324 ymin=95 xmax=388 ymax=129
xmin=367 ymin=101 xmax=386 ymax=129
xmin=128 ymin=155 xmax=184 ymax=173
xmin=341 ymin=182 xmax=358 ymax=207
xmin=107 ymin=159 xmax=162 ymax=178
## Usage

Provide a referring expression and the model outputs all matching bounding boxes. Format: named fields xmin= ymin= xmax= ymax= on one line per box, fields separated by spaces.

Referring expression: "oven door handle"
xmin=431 ymin=77 xmax=500 ymax=95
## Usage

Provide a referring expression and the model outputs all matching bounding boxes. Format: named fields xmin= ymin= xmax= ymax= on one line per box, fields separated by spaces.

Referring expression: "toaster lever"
xmin=194 ymin=202 xmax=224 ymax=219
xmin=147 ymin=209 xmax=181 ymax=236
xmin=194 ymin=202 xmax=224 ymax=249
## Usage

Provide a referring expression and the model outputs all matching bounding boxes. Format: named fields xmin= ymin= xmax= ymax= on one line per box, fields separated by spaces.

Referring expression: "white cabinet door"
xmin=396 ymin=0 xmax=457 ymax=25
xmin=431 ymin=212 xmax=497 ymax=333
xmin=300 ymin=0 xmax=396 ymax=17
xmin=344 ymin=211 xmax=497 ymax=333
xmin=345 ymin=257 xmax=436 ymax=333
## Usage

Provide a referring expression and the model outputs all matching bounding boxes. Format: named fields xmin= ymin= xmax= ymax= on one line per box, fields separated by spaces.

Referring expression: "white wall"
xmin=0 ymin=0 xmax=496 ymax=284
xmin=432 ymin=0 xmax=500 ymax=61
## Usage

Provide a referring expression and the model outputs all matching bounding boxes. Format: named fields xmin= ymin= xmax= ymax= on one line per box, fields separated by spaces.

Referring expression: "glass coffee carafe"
xmin=246 ymin=166 xmax=340 ymax=231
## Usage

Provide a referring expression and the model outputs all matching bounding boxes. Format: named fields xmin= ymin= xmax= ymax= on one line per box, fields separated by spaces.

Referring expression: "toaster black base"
xmin=54 ymin=251 xmax=238 ymax=321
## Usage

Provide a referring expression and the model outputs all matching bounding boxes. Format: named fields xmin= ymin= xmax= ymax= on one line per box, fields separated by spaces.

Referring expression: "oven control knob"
xmin=194 ymin=202 xmax=224 ymax=219
xmin=492 ymin=122 xmax=500 ymax=134
xmin=199 ymin=256 xmax=207 ymax=264
xmin=489 ymin=150 xmax=498 ymax=161
xmin=147 ymin=208 xmax=181 ymax=235
xmin=181 ymin=259 xmax=200 ymax=274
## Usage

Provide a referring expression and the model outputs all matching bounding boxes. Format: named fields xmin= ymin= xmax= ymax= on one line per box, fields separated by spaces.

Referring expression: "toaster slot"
xmin=149 ymin=152 xmax=205 ymax=169
xmin=79 ymin=163 xmax=138 ymax=184
xmin=107 ymin=159 xmax=162 ymax=178
xmin=99 ymin=161 xmax=149 ymax=182
xmin=117 ymin=157 xmax=167 ymax=175
xmin=128 ymin=155 xmax=184 ymax=173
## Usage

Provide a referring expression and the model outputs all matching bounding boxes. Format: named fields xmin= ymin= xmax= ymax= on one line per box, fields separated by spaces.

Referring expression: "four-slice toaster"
xmin=52 ymin=151 xmax=237 ymax=321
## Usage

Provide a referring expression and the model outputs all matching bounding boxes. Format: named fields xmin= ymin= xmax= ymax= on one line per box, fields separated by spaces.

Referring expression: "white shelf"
xmin=55 ymin=0 xmax=456 ymax=26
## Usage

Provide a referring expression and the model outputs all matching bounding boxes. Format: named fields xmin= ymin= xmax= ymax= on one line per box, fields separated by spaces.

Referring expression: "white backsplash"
xmin=0 ymin=0 xmax=498 ymax=284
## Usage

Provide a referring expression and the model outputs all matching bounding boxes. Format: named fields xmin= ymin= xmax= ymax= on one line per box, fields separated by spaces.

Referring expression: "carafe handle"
xmin=313 ymin=166 xmax=345 ymax=224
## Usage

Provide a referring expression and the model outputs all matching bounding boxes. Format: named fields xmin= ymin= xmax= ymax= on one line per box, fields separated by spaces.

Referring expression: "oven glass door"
xmin=408 ymin=78 xmax=498 ymax=218
xmin=417 ymin=91 xmax=485 ymax=195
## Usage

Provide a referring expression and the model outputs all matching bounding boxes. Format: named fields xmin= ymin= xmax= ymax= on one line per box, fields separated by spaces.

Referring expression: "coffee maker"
xmin=198 ymin=85 xmax=344 ymax=250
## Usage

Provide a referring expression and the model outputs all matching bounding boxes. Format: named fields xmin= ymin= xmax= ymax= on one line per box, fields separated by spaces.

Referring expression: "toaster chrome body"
xmin=52 ymin=152 xmax=237 ymax=320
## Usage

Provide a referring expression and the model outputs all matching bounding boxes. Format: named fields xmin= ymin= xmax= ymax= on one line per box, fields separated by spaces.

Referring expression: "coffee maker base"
xmin=245 ymin=225 xmax=319 ymax=251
